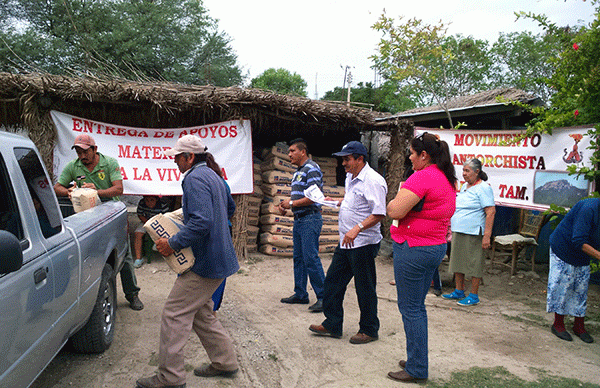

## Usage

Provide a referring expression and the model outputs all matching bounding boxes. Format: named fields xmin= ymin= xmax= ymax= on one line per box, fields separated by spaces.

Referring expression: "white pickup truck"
xmin=0 ymin=131 xmax=129 ymax=387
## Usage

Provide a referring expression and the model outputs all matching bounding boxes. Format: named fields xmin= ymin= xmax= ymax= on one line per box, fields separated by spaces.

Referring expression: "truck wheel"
xmin=70 ymin=263 xmax=116 ymax=353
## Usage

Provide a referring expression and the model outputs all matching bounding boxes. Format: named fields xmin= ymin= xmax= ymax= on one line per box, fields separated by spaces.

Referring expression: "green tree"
xmin=0 ymin=0 xmax=244 ymax=87
xmin=321 ymin=81 xmax=416 ymax=113
xmin=516 ymin=4 xmax=600 ymax=185
xmin=249 ymin=68 xmax=307 ymax=97
xmin=490 ymin=31 xmax=564 ymax=102
xmin=370 ymin=13 xmax=492 ymax=127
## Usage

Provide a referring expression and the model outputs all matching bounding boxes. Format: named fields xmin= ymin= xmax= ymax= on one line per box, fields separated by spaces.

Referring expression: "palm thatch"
xmin=0 ymin=71 xmax=413 ymax=258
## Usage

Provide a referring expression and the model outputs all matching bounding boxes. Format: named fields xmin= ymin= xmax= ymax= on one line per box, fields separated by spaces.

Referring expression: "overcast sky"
xmin=202 ymin=0 xmax=596 ymax=99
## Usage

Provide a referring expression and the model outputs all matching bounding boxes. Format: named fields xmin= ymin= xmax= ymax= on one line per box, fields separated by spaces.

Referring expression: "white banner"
xmin=415 ymin=127 xmax=596 ymax=210
xmin=51 ymin=111 xmax=253 ymax=195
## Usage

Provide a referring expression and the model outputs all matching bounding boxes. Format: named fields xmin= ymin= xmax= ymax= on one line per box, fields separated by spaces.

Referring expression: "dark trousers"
xmin=121 ymin=242 xmax=140 ymax=298
xmin=322 ymin=243 xmax=380 ymax=338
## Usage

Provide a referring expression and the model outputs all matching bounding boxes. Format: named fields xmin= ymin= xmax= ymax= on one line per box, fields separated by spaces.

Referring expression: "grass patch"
xmin=520 ymin=312 xmax=548 ymax=325
xmin=427 ymin=366 xmax=596 ymax=388
xmin=501 ymin=314 xmax=524 ymax=323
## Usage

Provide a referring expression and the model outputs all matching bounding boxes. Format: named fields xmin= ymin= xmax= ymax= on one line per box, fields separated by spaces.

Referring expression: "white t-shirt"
xmin=338 ymin=163 xmax=388 ymax=249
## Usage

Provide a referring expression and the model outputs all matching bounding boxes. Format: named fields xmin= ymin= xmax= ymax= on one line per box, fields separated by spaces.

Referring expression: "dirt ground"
xmin=33 ymin=248 xmax=600 ymax=388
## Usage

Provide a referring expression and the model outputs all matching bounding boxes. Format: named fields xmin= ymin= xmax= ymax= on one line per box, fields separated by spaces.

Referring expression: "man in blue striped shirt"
xmin=278 ymin=138 xmax=326 ymax=312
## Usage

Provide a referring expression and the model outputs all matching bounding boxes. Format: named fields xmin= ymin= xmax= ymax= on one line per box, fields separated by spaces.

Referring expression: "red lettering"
xmin=131 ymin=147 xmax=141 ymax=159
xmin=72 ymin=118 xmax=83 ymax=132
xmin=157 ymin=168 xmax=181 ymax=181
xmin=230 ymin=125 xmax=237 ymax=138
xmin=118 ymin=145 xmax=131 ymax=158
xmin=84 ymin=120 xmax=94 ymax=133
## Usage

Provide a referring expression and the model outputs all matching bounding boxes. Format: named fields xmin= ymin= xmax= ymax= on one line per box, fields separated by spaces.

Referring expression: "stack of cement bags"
xmin=245 ymin=160 xmax=263 ymax=253
xmin=255 ymin=144 xmax=345 ymax=257
xmin=258 ymin=144 xmax=295 ymax=256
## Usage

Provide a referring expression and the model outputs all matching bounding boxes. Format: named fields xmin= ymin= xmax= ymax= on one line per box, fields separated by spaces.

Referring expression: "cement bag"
xmin=321 ymin=224 xmax=340 ymax=235
xmin=259 ymin=232 xmax=294 ymax=248
xmin=260 ymin=223 xmax=293 ymax=236
xmin=70 ymin=188 xmax=101 ymax=213
xmin=322 ymin=214 xmax=339 ymax=225
xmin=260 ymin=214 xmax=295 ymax=226
xmin=260 ymin=202 xmax=293 ymax=217
xmin=144 ymin=213 xmax=195 ymax=274
xmin=318 ymin=244 xmax=338 ymax=253
xmin=262 ymin=170 xmax=293 ymax=184
xmin=312 ymin=156 xmax=337 ymax=169
xmin=261 ymin=183 xmax=291 ymax=196
xmin=261 ymin=144 xmax=291 ymax=161
xmin=322 ymin=185 xmax=345 ymax=197
xmin=259 ymin=243 xmax=293 ymax=257
xmin=319 ymin=235 xmax=340 ymax=245
xmin=260 ymin=156 xmax=296 ymax=173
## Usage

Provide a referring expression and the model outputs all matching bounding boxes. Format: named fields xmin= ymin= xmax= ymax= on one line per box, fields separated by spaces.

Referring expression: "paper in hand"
xmin=304 ymin=184 xmax=340 ymax=208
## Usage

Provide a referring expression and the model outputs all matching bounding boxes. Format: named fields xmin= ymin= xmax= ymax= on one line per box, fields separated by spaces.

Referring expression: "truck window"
xmin=13 ymin=147 xmax=61 ymax=238
xmin=0 ymin=154 xmax=24 ymax=240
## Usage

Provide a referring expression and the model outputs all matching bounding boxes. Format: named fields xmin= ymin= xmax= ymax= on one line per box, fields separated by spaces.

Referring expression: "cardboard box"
xmin=144 ymin=213 xmax=195 ymax=274
xmin=70 ymin=188 xmax=101 ymax=213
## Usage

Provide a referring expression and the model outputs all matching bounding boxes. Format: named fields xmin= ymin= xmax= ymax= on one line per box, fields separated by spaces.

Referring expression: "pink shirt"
xmin=390 ymin=165 xmax=456 ymax=247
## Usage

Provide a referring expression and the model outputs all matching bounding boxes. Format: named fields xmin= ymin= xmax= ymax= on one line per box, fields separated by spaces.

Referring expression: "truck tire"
xmin=70 ymin=263 xmax=116 ymax=353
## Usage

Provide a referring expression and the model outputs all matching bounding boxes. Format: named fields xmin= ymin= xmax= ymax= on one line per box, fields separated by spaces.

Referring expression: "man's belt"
xmin=293 ymin=207 xmax=321 ymax=220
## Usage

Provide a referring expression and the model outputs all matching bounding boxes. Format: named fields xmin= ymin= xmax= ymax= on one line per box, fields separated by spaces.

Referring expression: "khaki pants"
xmin=157 ymin=271 xmax=238 ymax=385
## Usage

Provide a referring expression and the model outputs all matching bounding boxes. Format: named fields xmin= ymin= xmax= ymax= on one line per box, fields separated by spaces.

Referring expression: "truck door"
xmin=14 ymin=147 xmax=80 ymax=334
xmin=0 ymin=150 xmax=58 ymax=387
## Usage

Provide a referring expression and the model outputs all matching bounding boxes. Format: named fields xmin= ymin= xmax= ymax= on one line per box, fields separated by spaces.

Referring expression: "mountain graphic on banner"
xmin=534 ymin=179 xmax=588 ymax=208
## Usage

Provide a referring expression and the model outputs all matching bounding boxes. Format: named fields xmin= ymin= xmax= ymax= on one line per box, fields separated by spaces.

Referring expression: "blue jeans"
xmin=432 ymin=267 xmax=442 ymax=291
xmin=393 ymin=241 xmax=446 ymax=379
xmin=322 ymin=243 xmax=380 ymax=338
xmin=292 ymin=213 xmax=325 ymax=300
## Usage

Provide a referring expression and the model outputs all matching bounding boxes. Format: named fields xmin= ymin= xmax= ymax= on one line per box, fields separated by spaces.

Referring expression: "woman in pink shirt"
xmin=386 ymin=132 xmax=457 ymax=383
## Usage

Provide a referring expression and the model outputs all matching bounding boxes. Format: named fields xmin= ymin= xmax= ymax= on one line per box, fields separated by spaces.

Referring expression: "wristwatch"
xmin=289 ymin=200 xmax=293 ymax=208
xmin=358 ymin=222 xmax=365 ymax=231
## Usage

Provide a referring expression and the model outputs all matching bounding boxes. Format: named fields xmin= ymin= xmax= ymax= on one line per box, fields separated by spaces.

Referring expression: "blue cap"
xmin=333 ymin=141 xmax=368 ymax=157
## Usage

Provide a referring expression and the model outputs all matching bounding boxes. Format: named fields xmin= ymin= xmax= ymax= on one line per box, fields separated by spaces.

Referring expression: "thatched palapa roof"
xmin=0 ymin=72 xmax=401 ymax=161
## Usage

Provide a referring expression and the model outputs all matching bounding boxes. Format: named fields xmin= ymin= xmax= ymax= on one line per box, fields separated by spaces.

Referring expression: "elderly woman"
xmin=386 ymin=132 xmax=457 ymax=382
xmin=442 ymin=158 xmax=495 ymax=306
xmin=547 ymin=197 xmax=599 ymax=344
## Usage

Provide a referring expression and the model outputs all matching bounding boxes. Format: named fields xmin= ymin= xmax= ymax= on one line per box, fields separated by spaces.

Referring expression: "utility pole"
xmin=314 ymin=73 xmax=318 ymax=100
xmin=346 ymin=69 xmax=353 ymax=106
xmin=340 ymin=64 xmax=354 ymax=104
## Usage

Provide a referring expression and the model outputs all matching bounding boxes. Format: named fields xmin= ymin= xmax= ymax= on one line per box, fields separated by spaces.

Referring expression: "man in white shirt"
xmin=309 ymin=141 xmax=387 ymax=344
